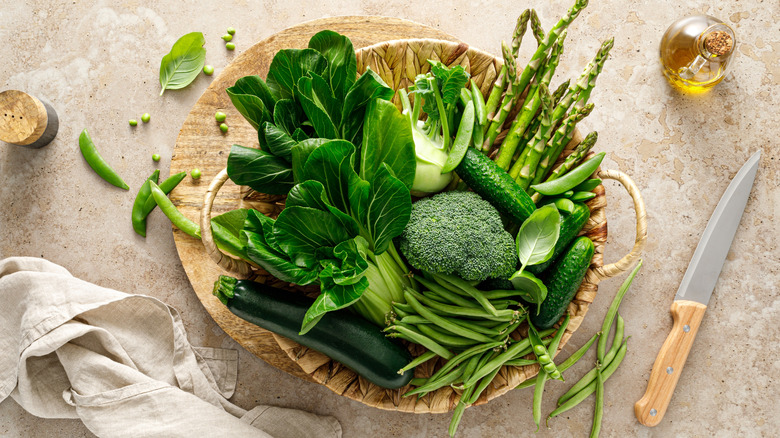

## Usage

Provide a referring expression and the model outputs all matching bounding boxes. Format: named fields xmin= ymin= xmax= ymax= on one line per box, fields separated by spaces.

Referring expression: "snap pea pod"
xmin=78 ymin=129 xmax=130 ymax=190
xmin=516 ymin=330 xmax=599 ymax=389
xmin=398 ymin=350 xmax=437 ymax=375
xmin=554 ymin=198 xmax=575 ymax=213
xmin=386 ymin=324 xmax=453 ymax=360
xmin=558 ymin=316 xmax=624 ymax=405
xmin=404 ymin=292 xmax=496 ymax=343
xmin=548 ymin=338 xmax=628 ymax=421
xmin=131 ymin=170 xmax=160 ymax=237
xmin=462 ymin=328 xmax=555 ymax=387
xmin=141 ymin=171 xmax=187 ymax=216
xmin=530 ymin=152 xmax=605 ymax=196
xmin=533 ymin=314 xmax=571 ymax=429
xmin=570 ymin=191 xmax=597 ymax=202
xmin=573 ymin=178 xmax=602 ymax=192
xmin=149 ymin=181 xmax=201 ymax=238
xmin=599 ymin=260 xmax=642 ymax=362
xmin=528 ymin=317 xmax=563 ymax=380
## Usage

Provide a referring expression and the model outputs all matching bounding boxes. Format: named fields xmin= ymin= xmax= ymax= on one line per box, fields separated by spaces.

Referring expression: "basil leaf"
xmin=159 ymin=32 xmax=206 ymax=96
xmin=226 ymin=75 xmax=276 ymax=131
xmin=226 ymin=144 xmax=294 ymax=195
xmin=266 ymin=48 xmax=328 ymax=101
xmin=263 ymin=122 xmax=296 ymax=163
xmin=508 ymin=270 xmax=548 ymax=306
xmin=296 ymin=75 xmax=339 ymax=139
xmin=359 ymin=99 xmax=416 ymax=190
xmin=515 ymin=204 xmax=562 ymax=272
xmin=308 ymin=30 xmax=357 ymax=101
xmin=340 ymin=69 xmax=394 ymax=145
xmin=211 ymin=209 xmax=250 ymax=259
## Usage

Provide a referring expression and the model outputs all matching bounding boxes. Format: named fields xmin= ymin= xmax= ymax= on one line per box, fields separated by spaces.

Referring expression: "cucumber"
xmin=213 ymin=276 xmax=413 ymax=389
xmin=530 ymin=236 xmax=595 ymax=330
xmin=455 ymin=147 xmax=536 ymax=223
xmin=528 ymin=202 xmax=590 ymax=275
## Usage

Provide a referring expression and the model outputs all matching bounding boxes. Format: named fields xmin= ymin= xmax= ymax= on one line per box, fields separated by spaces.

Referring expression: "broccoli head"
xmin=397 ymin=190 xmax=518 ymax=282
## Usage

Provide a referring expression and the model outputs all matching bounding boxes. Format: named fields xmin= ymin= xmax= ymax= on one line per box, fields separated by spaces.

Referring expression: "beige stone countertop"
xmin=1 ymin=1 xmax=778 ymax=437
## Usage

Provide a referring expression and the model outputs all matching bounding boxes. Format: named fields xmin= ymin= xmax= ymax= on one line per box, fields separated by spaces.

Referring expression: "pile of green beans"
xmin=387 ymin=272 xmax=563 ymax=437
xmin=544 ymin=260 xmax=642 ymax=437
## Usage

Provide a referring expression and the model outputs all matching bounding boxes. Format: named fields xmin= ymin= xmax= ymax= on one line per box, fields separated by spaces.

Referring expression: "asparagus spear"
xmin=495 ymin=31 xmax=567 ymax=170
xmin=529 ymin=9 xmax=545 ymax=46
xmin=552 ymin=79 xmax=571 ymax=106
xmin=551 ymin=38 xmax=614 ymax=124
xmin=482 ymin=41 xmax=519 ymax=151
xmin=508 ymin=78 xmax=567 ymax=168
xmin=482 ymin=10 xmax=531 ymax=147
xmin=574 ymin=37 xmax=615 ymax=109
xmin=483 ymin=0 xmax=588 ymax=150
xmin=515 ymin=84 xmax=555 ymax=189
xmin=530 ymin=103 xmax=595 ymax=188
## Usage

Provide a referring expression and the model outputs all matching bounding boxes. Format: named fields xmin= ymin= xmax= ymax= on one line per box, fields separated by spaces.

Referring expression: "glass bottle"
xmin=659 ymin=15 xmax=736 ymax=92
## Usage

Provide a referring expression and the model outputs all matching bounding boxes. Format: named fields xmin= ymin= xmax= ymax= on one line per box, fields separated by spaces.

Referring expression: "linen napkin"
xmin=0 ymin=257 xmax=342 ymax=438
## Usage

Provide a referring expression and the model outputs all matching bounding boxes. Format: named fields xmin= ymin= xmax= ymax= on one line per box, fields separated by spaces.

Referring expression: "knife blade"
xmin=634 ymin=150 xmax=761 ymax=427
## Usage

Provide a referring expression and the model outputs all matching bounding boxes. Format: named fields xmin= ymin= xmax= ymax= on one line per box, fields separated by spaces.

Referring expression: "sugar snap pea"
xmin=131 ymin=170 xmax=160 ymax=237
xmin=517 ymin=331 xmax=599 ymax=389
xmin=140 ymin=172 xmax=187 ymax=218
xmin=78 ymin=129 xmax=130 ymax=190
xmin=531 ymin=151 xmax=605 ymax=196
xmin=528 ymin=317 xmax=563 ymax=381
xmin=573 ymin=178 xmax=602 ymax=192
xmin=149 ymin=181 xmax=200 ymax=238
xmin=462 ymin=329 xmax=554 ymax=388
xmin=554 ymin=197 xmax=575 ymax=213
xmin=570 ymin=191 xmax=597 ymax=202
xmin=442 ymin=100 xmax=475 ymax=173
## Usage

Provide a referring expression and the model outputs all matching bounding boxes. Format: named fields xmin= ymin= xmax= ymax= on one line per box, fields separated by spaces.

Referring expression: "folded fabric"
xmin=0 ymin=257 xmax=341 ymax=438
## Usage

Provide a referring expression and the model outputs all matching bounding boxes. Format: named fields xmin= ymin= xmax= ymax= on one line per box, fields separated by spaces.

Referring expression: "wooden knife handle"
xmin=635 ymin=300 xmax=707 ymax=426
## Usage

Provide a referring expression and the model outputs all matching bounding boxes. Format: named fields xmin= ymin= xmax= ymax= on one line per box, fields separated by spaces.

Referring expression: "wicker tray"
xmin=198 ymin=39 xmax=647 ymax=413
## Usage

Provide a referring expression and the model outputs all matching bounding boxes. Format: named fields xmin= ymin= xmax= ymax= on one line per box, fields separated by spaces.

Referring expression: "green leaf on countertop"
xmin=159 ymin=32 xmax=206 ymax=95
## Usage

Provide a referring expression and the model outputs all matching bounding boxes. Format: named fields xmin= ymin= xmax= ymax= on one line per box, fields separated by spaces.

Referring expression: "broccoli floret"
xmin=398 ymin=190 xmax=518 ymax=282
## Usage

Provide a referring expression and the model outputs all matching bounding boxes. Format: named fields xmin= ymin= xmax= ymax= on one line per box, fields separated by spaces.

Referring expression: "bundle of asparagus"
xmin=479 ymin=0 xmax=614 ymax=199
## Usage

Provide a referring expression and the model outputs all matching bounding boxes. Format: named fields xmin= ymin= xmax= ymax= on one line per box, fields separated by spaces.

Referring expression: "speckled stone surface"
xmin=1 ymin=1 xmax=778 ymax=437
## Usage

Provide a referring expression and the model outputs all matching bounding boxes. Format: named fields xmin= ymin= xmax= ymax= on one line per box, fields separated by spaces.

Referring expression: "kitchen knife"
xmin=635 ymin=150 xmax=761 ymax=427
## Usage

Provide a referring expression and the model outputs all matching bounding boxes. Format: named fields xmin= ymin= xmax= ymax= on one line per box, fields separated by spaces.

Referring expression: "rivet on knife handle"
xmin=635 ymin=300 xmax=707 ymax=426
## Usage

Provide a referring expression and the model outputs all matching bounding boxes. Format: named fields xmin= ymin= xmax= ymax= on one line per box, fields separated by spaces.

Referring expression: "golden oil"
xmin=659 ymin=15 xmax=736 ymax=93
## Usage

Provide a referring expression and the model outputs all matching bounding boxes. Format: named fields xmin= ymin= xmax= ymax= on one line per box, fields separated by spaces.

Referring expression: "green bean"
xmin=417 ymin=323 xmax=480 ymax=348
xmin=533 ymin=366 xmax=547 ymax=430
xmin=464 ymin=350 xmax=497 ymax=386
xmin=559 ymin=316 xmax=623 ymax=405
xmin=399 ymin=350 xmax=437 ymax=375
xmin=404 ymin=367 xmax=464 ymax=398
xmin=434 ymin=273 xmax=499 ymax=316
xmin=480 ymin=289 xmax=522 ymax=300
xmin=398 ymin=315 xmax=430 ymax=325
xmin=462 ymin=329 xmax=554 ymax=388
xmin=406 ymin=287 xmax=508 ymax=320
xmin=415 ymin=276 xmax=480 ymax=309
xmin=404 ymin=292 xmax=495 ymax=343
xmin=504 ymin=358 xmax=537 ymax=367
xmin=449 ymin=318 xmax=503 ymax=337
xmin=459 ymin=354 xmax=483 ymax=386
xmin=78 ymin=129 xmax=130 ymax=190
xmin=409 ymin=377 xmax=427 ymax=386
xmin=533 ymin=314 xmax=571 ymax=429
xmin=392 ymin=302 xmax=416 ymax=316
xmin=448 ymin=385 xmax=475 ymax=437
xmin=387 ymin=324 xmax=453 ymax=359
xmin=467 ymin=363 xmax=501 ymax=405
xmin=428 ymin=341 xmax=504 ymax=383
xmin=149 ymin=181 xmax=201 ymax=238
xmin=517 ymin=331 xmax=599 ymax=389
xmin=590 ymin=368 xmax=604 ymax=438
xmin=140 ymin=172 xmax=187 ymax=219
xmin=131 ymin=170 xmax=160 ymax=237
xmin=549 ymin=339 xmax=628 ymax=420
xmin=528 ymin=317 xmax=563 ymax=381
xmin=531 ymin=152 xmax=606 ymax=196
xmin=598 ymin=261 xmax=642 ymax=362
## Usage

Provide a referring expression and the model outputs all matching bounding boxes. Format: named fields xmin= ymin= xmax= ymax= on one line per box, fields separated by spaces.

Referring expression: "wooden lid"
xmin=0 ymin=90 xmax=50 ymax=146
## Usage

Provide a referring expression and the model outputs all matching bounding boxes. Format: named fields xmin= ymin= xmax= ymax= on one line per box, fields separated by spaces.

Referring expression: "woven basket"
xmin=200 ymin=38 xmax=647 ymax=414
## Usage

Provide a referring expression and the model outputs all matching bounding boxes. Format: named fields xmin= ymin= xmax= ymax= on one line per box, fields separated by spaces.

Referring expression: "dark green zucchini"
xmin=530 ymin=236 xmax=595 ymax=329
xmin=213 ymin=276 xmax=413 ymax=389
xmin=455 ymin=147 xmax=536 ymax=224
xmin=528 ymin=202 xmax=590 ymax=275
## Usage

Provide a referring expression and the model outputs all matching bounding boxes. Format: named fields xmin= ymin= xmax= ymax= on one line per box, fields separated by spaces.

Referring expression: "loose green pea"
xmin=219 ymin=123 xmax=229 ymax=133
xmin=152 ymin=154 xmax=161 ymax=162
xmin=141 ymin=113 xmax=151 ymax=123
xmin=221 ymin=34 xmax=233 ymax=42
xmin=203 ymin=65 xmax=214 ymax=76
xmin=191 ymin=168 xmax=201 ymax=179
xmin=215 ymin=111 xmax=227 ymax=123
xmin=129 ymin=119 xmax=138 ymax=126
xmin=226 ymin=27 xmax=236 ymax=35
xmin=225 ymin=42 xmax=235 ymax=51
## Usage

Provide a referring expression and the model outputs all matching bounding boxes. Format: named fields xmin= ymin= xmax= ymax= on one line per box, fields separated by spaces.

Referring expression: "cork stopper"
xmin=0 ymin=90 xmax=58 ymax=148
xmin=704 ymin=31 xmax=733 ymax=56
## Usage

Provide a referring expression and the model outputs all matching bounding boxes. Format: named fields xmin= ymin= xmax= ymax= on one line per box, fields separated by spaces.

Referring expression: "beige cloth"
xmin=0 ymin=257 xmax=341 ymax=438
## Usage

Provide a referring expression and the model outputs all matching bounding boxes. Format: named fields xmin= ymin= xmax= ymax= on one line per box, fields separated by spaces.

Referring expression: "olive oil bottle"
xmin=659 ymin=15 xmax=736 ymax=92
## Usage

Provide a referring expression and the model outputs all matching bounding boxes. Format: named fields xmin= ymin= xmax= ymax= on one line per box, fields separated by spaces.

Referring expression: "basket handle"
xmin=200 ymin=168 xmax=254 ymax=278
xmin=592 ymin=169 xmax=648 ymax=282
